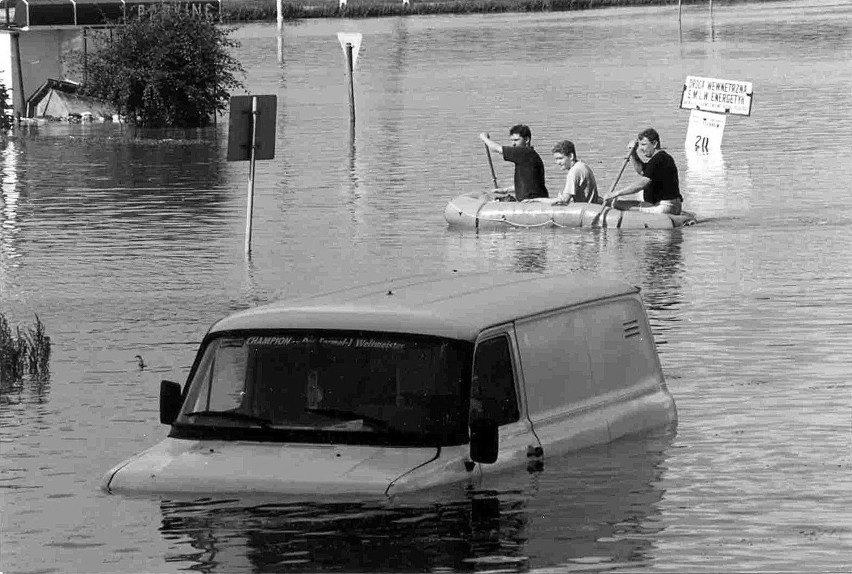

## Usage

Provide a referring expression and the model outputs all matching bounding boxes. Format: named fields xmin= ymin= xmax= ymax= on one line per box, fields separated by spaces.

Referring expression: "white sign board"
xmin=681 ymin=75 xmax=753 ymax=116
xmin=685 ymin=109 xmax=727 ymax=152
xmin=337 ymin=32 xmax=363 ymax=69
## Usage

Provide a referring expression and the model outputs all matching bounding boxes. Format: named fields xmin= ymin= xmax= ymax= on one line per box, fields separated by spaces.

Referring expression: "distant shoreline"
xmin=221 ymin=0 xmax=748 ymax=22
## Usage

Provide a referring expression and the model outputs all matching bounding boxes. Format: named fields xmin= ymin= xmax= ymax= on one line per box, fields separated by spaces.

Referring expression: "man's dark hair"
xmin=552 ymin=140 xmax=576 ymax=157
xmin=509 ymin=124 xmax=532 ymax=140
xmin=638 ymin=127 xmax=661 ymax=147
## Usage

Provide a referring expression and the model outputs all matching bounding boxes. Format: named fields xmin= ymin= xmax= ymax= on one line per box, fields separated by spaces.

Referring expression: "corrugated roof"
xmin=209 ymin=272 xmax=639 ymax=342
xmin=13 ymin=0 xmax=220 ymax=29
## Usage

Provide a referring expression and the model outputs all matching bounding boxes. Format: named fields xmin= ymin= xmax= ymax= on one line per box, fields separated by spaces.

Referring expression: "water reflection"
xmin=512 ymin=240 xmax=548 ymax=272
xmin=8 ymin=126 xmax=228 ymax=219
xmin=442 ymin=225 xmax=686 ymax=318
xmin=678 ymin=6 xmax=715 ymax=45
xmin=157 ymin=428 xmax=674 ymax=572
xmin=710 ymin=6 xmax=716 ymax=42
xmin=347 ymin=122 xmax=358 ymax=193
xmin=342 ymin=19 xmax=411 ymax=233
xmin=240 ymin=258 xmax=267 ymax=310
xmin=366 ymin=17 xmax=409 ymax=207
xmin=638 ymin=231 xmax=684 ymax=309
xmin=0 ymin=125 xmax=237 ymax=278
xmin=0 ymin=373 xmax=51 ymax=406
xmin=683 ymin=148 xmax=753 ymax=219
xmin=376 ymin=17 xmax=409 ymax=196
xmin=0 ymin=138 xmax=20 ymax=271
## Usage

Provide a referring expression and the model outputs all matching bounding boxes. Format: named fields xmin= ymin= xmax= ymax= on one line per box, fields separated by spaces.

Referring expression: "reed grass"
xmin=0 ymin=313 xmax=51 ymax=381
xmin=222 ymin=0 xmax=705 ymax=21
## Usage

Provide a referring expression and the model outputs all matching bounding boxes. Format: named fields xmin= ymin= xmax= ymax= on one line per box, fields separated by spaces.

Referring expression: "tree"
xmin=75 ymin=8 xmax=245 ymax=127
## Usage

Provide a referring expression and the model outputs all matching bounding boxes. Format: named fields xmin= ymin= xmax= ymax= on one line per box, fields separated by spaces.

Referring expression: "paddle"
xmin=483 ymin=132 xmax=499 ymax=190
xmin=592 ymin=141 xmax=638 ymax=227
xmin=606 ymin=140 xmax=638 ymax=200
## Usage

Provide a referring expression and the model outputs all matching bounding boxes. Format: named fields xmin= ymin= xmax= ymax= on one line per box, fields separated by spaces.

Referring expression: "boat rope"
xmin=447 ymin=201 xmax=585 ymax=229
xmin=448 ymin=199 xmax=694 ymax=229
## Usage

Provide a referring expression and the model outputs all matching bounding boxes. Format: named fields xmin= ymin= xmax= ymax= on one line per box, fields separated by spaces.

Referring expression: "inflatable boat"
xmin=445 ymin=191 xmax=697 ymax=230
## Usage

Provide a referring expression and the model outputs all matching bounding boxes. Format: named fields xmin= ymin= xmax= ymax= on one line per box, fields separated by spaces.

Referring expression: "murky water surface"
xmin=2 ymin=0 xmax=851 ymax=571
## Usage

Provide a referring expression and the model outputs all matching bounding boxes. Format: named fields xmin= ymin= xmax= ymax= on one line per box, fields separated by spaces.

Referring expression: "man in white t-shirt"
xmin=551 ymin=140 xmax=600 ymax=204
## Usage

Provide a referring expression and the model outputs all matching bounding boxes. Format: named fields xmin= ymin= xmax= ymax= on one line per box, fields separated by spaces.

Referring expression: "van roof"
xmin=209 ymin=272 xmax=639 ymax=341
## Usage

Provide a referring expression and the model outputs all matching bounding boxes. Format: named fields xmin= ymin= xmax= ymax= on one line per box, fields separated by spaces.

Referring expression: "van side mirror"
xmin=159 ymin=380 xmax=183 ymax=425
xmin=469 ymin=418 xmax=498 ymax=464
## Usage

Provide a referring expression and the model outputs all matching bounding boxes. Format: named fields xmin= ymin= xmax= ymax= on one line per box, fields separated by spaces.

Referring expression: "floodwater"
xmin=2 ymin=0 xmax=851 ymax=571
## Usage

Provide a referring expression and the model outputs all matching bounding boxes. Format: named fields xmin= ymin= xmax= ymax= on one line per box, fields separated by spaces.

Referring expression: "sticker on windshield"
xmin=246 ymin=335 xmax=407 ymax=350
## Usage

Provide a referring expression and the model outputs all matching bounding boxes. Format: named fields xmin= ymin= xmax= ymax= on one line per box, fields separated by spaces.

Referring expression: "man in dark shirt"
xmin=479 ymin=125 xmax=549 ymax=201
xmin=604 ymin=127 xmax=683 ymax=214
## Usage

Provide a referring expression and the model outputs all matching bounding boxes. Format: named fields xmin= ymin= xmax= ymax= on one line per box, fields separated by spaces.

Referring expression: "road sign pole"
xmin=337 ymin=33 xmax=362 ymax=131
xmin=345 ymin=42 xmax=355 ymax=127
xmin=244 ymin=96 xmax=258 ymax=256
xmin=227 ymin=94 xmax=276 ymax=258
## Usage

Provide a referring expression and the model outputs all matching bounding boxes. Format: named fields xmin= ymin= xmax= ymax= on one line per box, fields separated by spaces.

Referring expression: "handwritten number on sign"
xmin=694 ymin=135 xmax=709 ymax=152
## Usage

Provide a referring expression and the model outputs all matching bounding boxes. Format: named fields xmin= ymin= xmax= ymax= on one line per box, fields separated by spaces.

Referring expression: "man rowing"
xmin=479 ymin=125 xmax=549 ymax=202
xmin=603 ymin=127 xmax=683 ymax=215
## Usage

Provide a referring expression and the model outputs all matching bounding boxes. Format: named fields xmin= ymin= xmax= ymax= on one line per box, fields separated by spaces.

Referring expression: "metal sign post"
xmin=337 ymin=33 xmax=362 ymax=130
xmin=227 ymin=94 xmax=277 ymax=257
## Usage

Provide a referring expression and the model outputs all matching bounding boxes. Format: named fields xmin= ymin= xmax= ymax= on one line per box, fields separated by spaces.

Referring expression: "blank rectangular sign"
xmin=227 ymin=95 xmax=277 ymax=161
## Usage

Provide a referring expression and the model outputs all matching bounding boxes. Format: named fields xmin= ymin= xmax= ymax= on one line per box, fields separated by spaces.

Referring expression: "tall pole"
xmin=12 ymin=32 xmax=25 ymax=118
xmin=83 ymin=28 xmax=88 ymax=85
xmin=244 ymin=96 xmax=258 ymax=257
xmin=277 ymin=0 xmax=283 ymax=63
xmin=345 ymin=42 xmax=355 ymax=128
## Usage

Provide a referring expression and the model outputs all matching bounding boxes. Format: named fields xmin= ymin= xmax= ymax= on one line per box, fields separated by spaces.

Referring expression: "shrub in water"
xmin=0 ymin=313 xmax=51 ymax=380
xmin=70 ymin=8 xmax=245 ymax=127
xmin=0 ymin=81 xmax=12 ymax=132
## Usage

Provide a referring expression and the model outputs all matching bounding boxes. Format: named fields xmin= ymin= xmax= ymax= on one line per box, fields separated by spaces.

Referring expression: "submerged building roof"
xmin=9 ymin=0 xmax=220 ymax=29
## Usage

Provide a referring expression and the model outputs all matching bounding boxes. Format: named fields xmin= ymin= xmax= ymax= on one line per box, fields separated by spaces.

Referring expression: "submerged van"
xmin=102 ymin=272 xmax=677 ymax=496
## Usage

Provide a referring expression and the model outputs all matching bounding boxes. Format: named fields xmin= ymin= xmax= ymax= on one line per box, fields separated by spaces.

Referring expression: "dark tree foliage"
xmin=0 ymin=82 xmax=12 ymax=132
xmin=76 ymin=8 xmax=245 ymax=127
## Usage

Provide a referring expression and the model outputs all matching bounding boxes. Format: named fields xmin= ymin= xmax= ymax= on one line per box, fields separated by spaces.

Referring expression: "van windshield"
xmin=174 ymin=331 xmax=472 ymax=444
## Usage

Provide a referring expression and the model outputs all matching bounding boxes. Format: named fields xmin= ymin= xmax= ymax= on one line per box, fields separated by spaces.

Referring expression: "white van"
xmin=102 ymin=272 xmax=677 ymax=496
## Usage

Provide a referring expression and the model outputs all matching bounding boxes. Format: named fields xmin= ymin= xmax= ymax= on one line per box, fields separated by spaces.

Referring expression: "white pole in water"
xmin=277 ymin=0 xmax=283 ymax=63
xmin=244 ymin=96 xmax=258 ymax=256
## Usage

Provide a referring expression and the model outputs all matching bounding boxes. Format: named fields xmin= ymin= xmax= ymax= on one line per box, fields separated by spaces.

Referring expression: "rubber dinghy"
xmin=445 ymin=191 xmax=697 ymax=230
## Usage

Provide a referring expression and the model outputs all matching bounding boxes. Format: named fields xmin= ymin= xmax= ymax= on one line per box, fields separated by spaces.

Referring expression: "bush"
xmin=0 ymin=81 xmax=12 ymax=132
xmin=72 ymin=8 xmax=245 ymax=127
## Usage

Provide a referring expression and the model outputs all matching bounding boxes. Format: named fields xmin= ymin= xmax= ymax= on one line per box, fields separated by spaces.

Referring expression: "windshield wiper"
xmin=305 ymin=407 xmax=392 ymax=431
xmin=185 ymin=410 xmax=274 ymax=428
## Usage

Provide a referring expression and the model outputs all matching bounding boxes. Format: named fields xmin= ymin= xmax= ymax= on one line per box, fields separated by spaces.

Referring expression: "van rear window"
xmin=175 ymin=331 xmax=473 ymax=444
